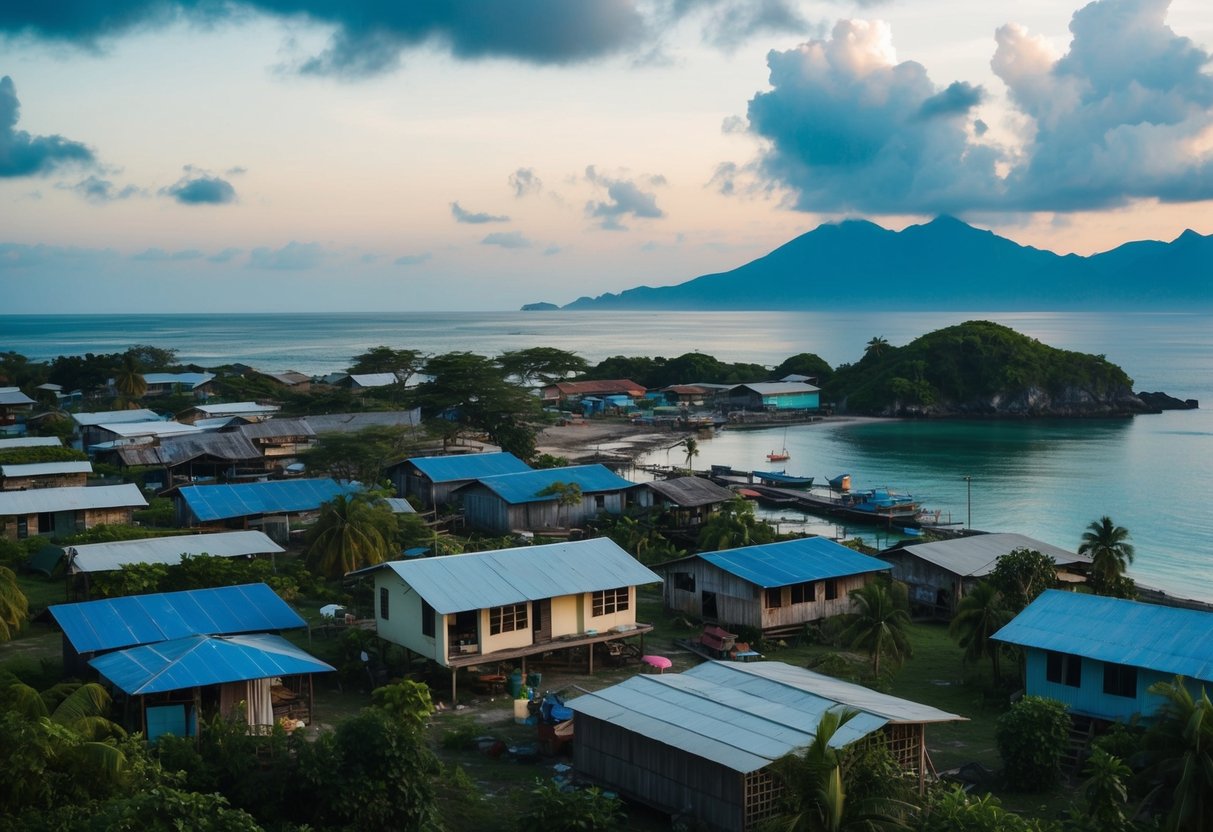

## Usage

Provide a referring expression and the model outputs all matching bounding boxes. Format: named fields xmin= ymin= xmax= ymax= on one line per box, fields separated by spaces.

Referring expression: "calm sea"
xmin=3 ymin=310 xmax=1211 ymax=601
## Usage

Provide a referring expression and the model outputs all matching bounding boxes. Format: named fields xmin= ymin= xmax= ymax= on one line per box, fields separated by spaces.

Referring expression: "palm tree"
xmin=839 ymin=580 xmax=913 ymax=678
xmin=0 ymin=566 xmax=29 ymax=642
xmin=1142 ymin=677 xmax=1213 ymax=832
xmin=682 ymin=437 xmax=699 ymax=471
xmin=1078 ymin=516 xmax=1135 ymax=590
xmin=864 ymin=337 xmax=889 ymax=359
xmin=113 ymin=353 xmax=147 ymax=401
xmin=306 ymin=494 xmax=399 ymax=579
xmin=949 ymin=581 xmax=1011 ymax=682
xmin=697 ymin=498 xmax=774 ymax=552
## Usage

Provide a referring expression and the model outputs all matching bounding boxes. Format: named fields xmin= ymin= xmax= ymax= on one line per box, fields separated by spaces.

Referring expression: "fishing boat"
xmin=767 ymin=428 xmax=790 ymax=462
xmin=837 ymin=487 xmax=918 ymax=516
xmin=826 ymin=473 xmax=852 ymax=492
xmin=752 ymin=470 xmax=815 ymax=489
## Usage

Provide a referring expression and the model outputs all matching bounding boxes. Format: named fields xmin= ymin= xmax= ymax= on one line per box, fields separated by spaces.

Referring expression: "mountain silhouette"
xmin=557 ymin=217 xmax=1211 ymax=310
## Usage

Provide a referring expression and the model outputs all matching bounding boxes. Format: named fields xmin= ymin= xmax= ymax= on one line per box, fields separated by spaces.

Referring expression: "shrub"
xmin=514 ymin=779 xmax=624 ymax=832
xmin=440 ymin=716 xmax=482 ymax=750
xmin=995 ymin=696 xmax=1071 ymax=791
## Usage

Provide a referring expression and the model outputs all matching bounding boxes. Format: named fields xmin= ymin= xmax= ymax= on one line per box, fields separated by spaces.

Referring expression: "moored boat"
xmin=752 ymin=470 xmax=814 ymax=488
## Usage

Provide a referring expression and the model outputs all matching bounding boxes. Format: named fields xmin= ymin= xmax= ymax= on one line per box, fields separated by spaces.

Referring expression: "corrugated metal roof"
xmin=0 ymin=483 xmax=147 ymax=516
xmin=992 ymin=589 xmax=1213 ymax=682
xmin=0 ymin=436 xmax=63 ymax=450
xmin=692 ymin=537 xmax=890 ymax=588
xmin=0 ymin=461 xmax=93 ymax=478
xmin=362 ymin=538 xmax=661 ymax=613
xmin=72 ymin=409 xmax=162 ymax=427
xmin=90 ymin=633 xmax=334 ymax=694
xmin=465 ymin=464 xmax=637 ymax=504
xmin=348 ymin=373 xmax=398 ymax=387
xmin=645 ymin=477 xmax=735 ymax=507
xmin=117 ymin=432 xmax=261 ymax=467
xmin=98 ymin=421 xmax=204 ymax=439
xmin=143 ymin=372 xmax=215 ymax=388
xmin=407 ymin=451 xmax=532 ymax=483
xmin=383 ymin=498 xmax=416 ymax=514
xmin=0 ymin=387 xmax=37 ymax=406
xmin=549 ymin=379 xmax=646 ymax=396
xmin=49 ymin=583 xmax=305 ymax=653
xmin=568 ymin=662 xmax=892 ymax=773
xmin=260 ymin=371 xmax=311 ymax=386
xmin=729 ymin=382 xmax=820 ymax=395
xmin=237 ymin=419 xmax=314 ymax=439
xmin=68 ymin=531 xmax=284 ymax=574
xmin=179 ymin=478 xmax=359 ymax=522
xmin=302 ymin=410 xmax=420 ymax=434
xmin=893 ymin=533 xmax=1089 ymax=578
xmin=190 ymin=402 xmax=281 ymax=417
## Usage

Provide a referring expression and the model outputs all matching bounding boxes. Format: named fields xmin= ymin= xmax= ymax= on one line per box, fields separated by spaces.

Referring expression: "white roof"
xmin=73 ymin=409 xmax=162 ymax=427
xmin=348 ymin=373 xmax=399 ymax=387
xmin=189 ymin=402 xmax=281 ymax=417
xmin=0 ymin=483 xmax=147 ymax=515
xmin=143 ymin=372 xmax=215 ymax=388
xmin=67 ymin=530 xmax=284 ymax=574
xmin=891 ymin=532 xmax=1089 ymax=578
xmin=0 ymin=436 xmax=63 ymax=450
xmin=732 ymin=382 xmax=821 ymax=395
xmin=97 ymin=421 xmax=204 ymax=439
xmin=1 ymin=461 xmax=93 ymax=478
xmin=0 ymin=387 xmax=37 ymax=406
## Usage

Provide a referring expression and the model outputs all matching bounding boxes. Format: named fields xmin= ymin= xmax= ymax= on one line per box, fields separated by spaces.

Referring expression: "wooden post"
xmin=918 ymin=723 xmax=926 ymax=795
xmin=451 ymin=668 xmax=457 ymax=706
xmin=588 ymin=642 xmax=594 ymax=674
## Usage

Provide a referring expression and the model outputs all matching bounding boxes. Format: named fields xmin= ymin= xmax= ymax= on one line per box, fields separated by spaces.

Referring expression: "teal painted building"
xmin=993 ymin=590 xmax=1213 ymax=722
xmin=726 ymin=382 xmax=820 ymax=411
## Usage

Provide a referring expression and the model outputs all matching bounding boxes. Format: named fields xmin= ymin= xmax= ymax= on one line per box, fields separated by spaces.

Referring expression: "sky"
xmin=1 ymin=0 xmax=1211 ymax=313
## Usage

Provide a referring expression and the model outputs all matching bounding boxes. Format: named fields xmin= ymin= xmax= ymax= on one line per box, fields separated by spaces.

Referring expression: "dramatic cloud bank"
xmin=743 ymin=0 xmax=1213 ymax=214
xmin=0 ymin=76 xmax=94 ymax=177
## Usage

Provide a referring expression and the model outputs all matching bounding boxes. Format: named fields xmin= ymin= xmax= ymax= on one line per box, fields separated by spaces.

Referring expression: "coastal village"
xmin=0 ymin=337 xmax=1209 ymax=832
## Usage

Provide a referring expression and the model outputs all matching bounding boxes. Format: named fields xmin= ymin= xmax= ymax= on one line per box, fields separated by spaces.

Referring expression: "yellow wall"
xmin=480 ymin=606 xmax=533 ymax=653
xmin=582 ymin=586 xmax=638 ymax=632
xmin=550 ymin=595 xmax=582 ymax=636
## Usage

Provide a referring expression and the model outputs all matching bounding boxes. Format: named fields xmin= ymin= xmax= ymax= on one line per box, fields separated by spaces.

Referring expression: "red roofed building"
xmin=541 ymin=379 xmax=647 ymax=403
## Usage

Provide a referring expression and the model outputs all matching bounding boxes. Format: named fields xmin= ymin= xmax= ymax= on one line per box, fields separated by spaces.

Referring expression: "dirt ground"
xmin=533 ymin=420 xmax=681 ymax=464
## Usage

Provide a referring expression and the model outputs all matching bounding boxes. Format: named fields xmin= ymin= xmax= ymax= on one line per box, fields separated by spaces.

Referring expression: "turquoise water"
xmin=3 ymin=309 xmax=1211 ymax=600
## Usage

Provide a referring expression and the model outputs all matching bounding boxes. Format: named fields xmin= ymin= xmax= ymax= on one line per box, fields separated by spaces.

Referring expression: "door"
xmin=532 ymin=598 xmax=552 ymax=643
xmin=702 ymin=591 xmax=718 ymax=620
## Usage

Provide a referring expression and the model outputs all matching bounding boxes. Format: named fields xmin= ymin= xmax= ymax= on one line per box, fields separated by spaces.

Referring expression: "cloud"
xmin=584 ymin=165 xmax=665 ymax=230
xmin=451 ymin=201 xmax=509 ymax=224
xmin=721 ymin=115 xmax=748 ymax=134
xmin=394 ymin=252 xmax=432 ymax=265
xmin=63 ymin=175 xmax=142 ymax=203
xmin=481 ymin=231 xmax=531 ymax=249
xmin=131 ymin=247 xmax=204 ymax=262
xmin=0 ymin=76 xmax=94 ymax=177
xmin=702 ymin=0 xmax=811 ymax=50
xmin=745 ymin=19 xmax=1003 ymax=215
xmin=0 ymin=242 xmax=119 ymax=270
xmin=542 ymin=245 xmax=563 ymax=256
xmin=509 ymin=167 xmax=542 ymax=197
xmin=918 ymin=81 xmax=984 ymax=119
xmin=209 ymin=247 xmax=243 ymax=263
xmin=991 ymin=0 xmax=1213 ymax=210
xmin=248 ymin=241 xmax=326 ymax=270
xmin=161 ymin=171 xmax=237 ymax=205
xmin=708 ymin=161 xmax=740 ymax=196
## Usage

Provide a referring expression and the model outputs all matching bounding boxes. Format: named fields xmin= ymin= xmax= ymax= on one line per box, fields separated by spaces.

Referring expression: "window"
xmin=1045 ymin=651 xmax=1082 ymax=687
xmin=765 ymin=587 xmax=783 ymax=609
xmin=421 ymin=599 xmax=435 ymax=637
xmin=673 ymin=572 xmax=696 ymax=593
xmin=824 ymin=579 xmax=838 ymax=601
xmin=379 ymin=587 xmax=390 ymax=620
xmin=592 ymin=587 xmax=630 ymax=617
xmin=595 ymin=494 xmax=606 ymax=509
xmin=16 ymin=516 xmax=28 ymax=539
xmin=1103 ymin=662 xmax=1137 ymax=698
xmin=790 ymin=582 xmax=816 ymax=604
xmin=489 ymin=603 xmax=527 ymax=635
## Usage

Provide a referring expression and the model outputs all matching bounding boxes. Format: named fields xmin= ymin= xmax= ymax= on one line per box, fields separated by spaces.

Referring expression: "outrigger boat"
xmin=752 ymin=470 xmax=815 ymax=489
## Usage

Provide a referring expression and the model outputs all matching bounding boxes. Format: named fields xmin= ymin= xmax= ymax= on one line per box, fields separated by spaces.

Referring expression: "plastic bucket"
xmin=507 ymin=670 xmax=523 ymax=699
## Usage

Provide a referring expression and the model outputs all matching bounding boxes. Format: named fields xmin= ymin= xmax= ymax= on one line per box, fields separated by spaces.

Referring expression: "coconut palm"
xmin=1142 ymin=677 xmax=1213 ymax=832
xmin=1078 ymin=516 xmax=1135 ymax=590
xmin=306 ymin=493 xmax=399 ymax=579
xmin=864 ymin=337 xmax=889 ymax=359
xmin=697 ymin=498 xmax=774 ymax=552
xmin=839 ymin=580 xmax=913 ymax=678
xmin=113 ymin=353 xmax=147 ymax=401
xmin=949 ymin=580 xmax=1012 ymax=682
xmin=682 ymin=436 xmax=699 ymax=471
xmin=0 ymin=566 xmax=29 ymax=642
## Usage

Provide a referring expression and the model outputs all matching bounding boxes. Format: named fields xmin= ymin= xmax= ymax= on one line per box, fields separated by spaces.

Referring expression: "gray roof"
xmin=187 ymin=402 xmax=281 ymax=417
xmin=645 ymin=476 xmax=735 ymax=507
xmin=383 ymin=497 xmax=416 ymax=514
xmin=97 ymin=421 xmax=204 ymax=439
xmin=0 ymin=436 xmax=63 ymax=450
xmin=568 ymin=661 xmax=962 ymax=774
xmin=301 ymin=410 xmax=420 ymax=434
xmin=143 ymin=372 xmax=215 ymax=389
xmin=0 ymin=483 xmax=147 ymax=515
xmin=993 ymin=589 xmax=1213 ymax=682
xmin=347 ymin=373 xmax=398 ymax=387
xmin=236 ymin=419 xmax=314 ymax=439
xmin=116 ymin=432 xmax=262 ymax=466
xmin=259 ymin=371 xmax=311 ymax=386
xmin=358 ymin=537 xmax=661 ymax=613
xmin=0 ymin=387 xmax=37 ymax=406
xmin=729 ymin=382 xmax=821 ymax=395
xmin=68 ymin=530 xmax=284 ymax=574
xmin=72 ymin=409 xmax=162 ymax=427
xmin=1 ymin=461 xmax=93 ymax=478
xmin=889 ymin=533 xmax=1089 ymax=578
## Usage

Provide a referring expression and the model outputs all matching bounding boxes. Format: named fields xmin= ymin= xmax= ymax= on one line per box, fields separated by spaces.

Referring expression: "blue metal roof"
xmin=465 ymin=464 xmax=637 ymax=505
xmin=361 ymin=537 xmax=661 ymax=614
xmin=695 ymin=537 xmax=890 ymax=588
xmin=179 ymin=478 xmax=360 ymax=522
xmin=992 ymin=589 xmax=1213 ymax=683
xmin=49 ymin=583 xmax=305 ymax=654
xmin=90 ymin=633 xmax=334 ymax=694
xmin=407 ymin=451 xmax=532 ymax=483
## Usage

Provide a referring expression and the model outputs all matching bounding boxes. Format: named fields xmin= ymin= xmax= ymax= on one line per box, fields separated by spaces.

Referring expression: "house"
xmin=992 ymin=589 xmax=1213 ymax=723
xmin=299 ymin=410 xmax=421 ymax=435
xmin=141 ymin=371 xmax=216 ymax=398
xmin=49 ymin=583 xmax=328 ymax=739
xmin=89 ymin=420 xmax=204 ymax=452
xmin=0 ymin=387 xmax=37 ymax=435
xmin=0 ymin=483 xmax=147 ymax=540
xmin=71 ymin=409 xmax=163 ymax=449
xmin=255 ymin=370 xmax=313 ymax=391
xmin=337 ymin=372 xmax=400 ymax=389
xmin=231 ymin=418 xmax=315 ymax=460
xmin=569 ymin=661 xmax=964 ymax=832
xmin=178 ymin=402 xmax=281 ymax=424
xmin=637 ymin=476 xmax=736 ymax=528
xmin=541 ymin=379 xmax=647 ymax=404
xmin=0 ymin=436 xmax=64 ymax=451
xmin=659 ymin=537 xmax=890 ymax=635
xmin=0 ymin=460 xmax=93 ymax=490
xmin=353 ymin=537 xmax=660 ymax=701
xmin=392 ymin=451 xmax=533 ymax=509
xmin=725 ymin=382 xmax=820 ymax=412
xmin=174 ymin=478 xmax=360 ymax=540
xmin=879 ymin=533 xmax=1091 ymax=617
xmin=659 ymin=385 xmax=713 ymax=406
xmin=113 ymin=431 xmax=265 ymax=489
xmin=453 ymin=464 xmax=638 ymax=533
